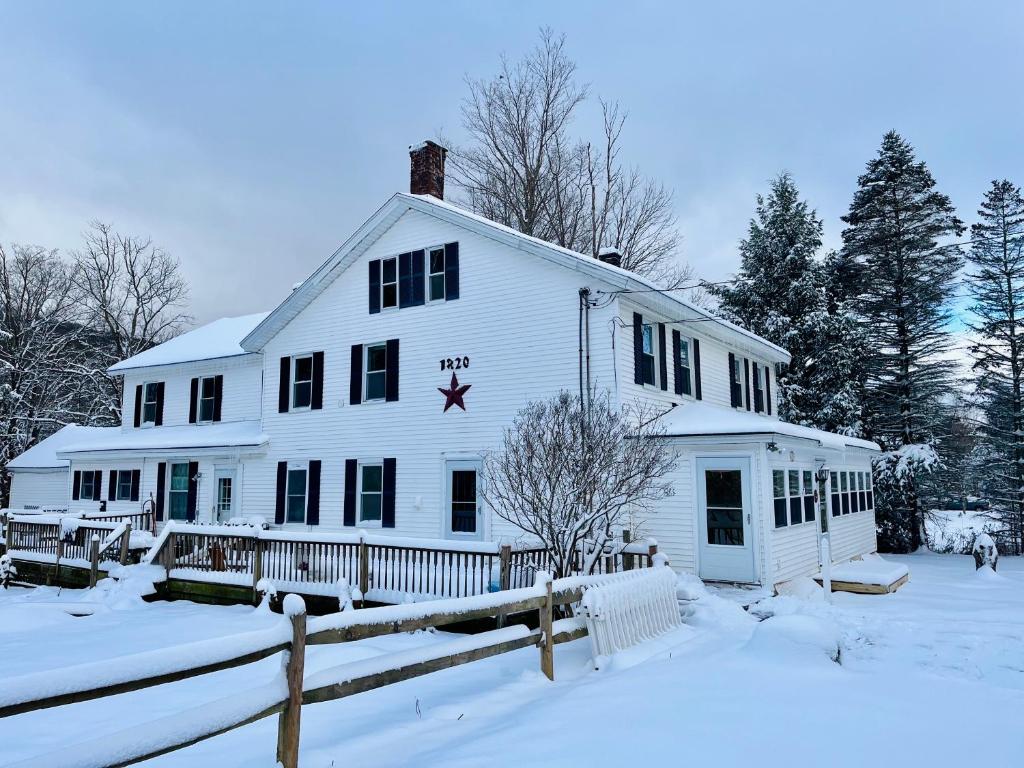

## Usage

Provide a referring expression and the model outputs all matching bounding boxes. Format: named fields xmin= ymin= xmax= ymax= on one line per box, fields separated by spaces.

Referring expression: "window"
xmin=292 ymin=356 xmax=313 ymax=409
xmin=381 ymin=257 xmax=398 ymax=309
xmin=198 ymin=376 xmax=217 ymax=422
xmin=753 ymin=365 xmax=765 ymax=413
xmin=359 ymin=463 xmax=383 ymax=522
xmin=80 ymin=471 xmax=96 ymax=501
xmin=450 ymin=469 xmax=477 ymax=533
xmin=840 ymin=472 xmax=851 ymax=515
xmin=866 ymin=472 xmax=874 ymax=511
xmin=169 ymin=463 xmax=190 ymax=521
xmin=802 ymin=469 xmax=816 ymax=522
xmin=705 ymin=469 xmax=744 ymax=545
xmin=678 ymin=337 xmax=692 ymax=396
xmin=858 ymin=472 xmax=868 ymax=511
xmin=788 ymin=469 xmax=803 ymax=525
xmin=830 ymin=471 xmax=840 ymax=517
xmin=286 ymin=468 xmax=307 ymax=524
xmin=142 ymin=382 xmax=160 ymax=424
xmin=116 ymin=471 xmax=133 ymax=501
xmin=364 ymin=344 xmax=387 ymax=401
xmin=428 ymin=247 xmax=445 ymax=302
xmin=773 ymin=470 xmax=787 ymax=528
xmin=640 ymin=324 xmax=656 ymax=385
xmin=730 ymin=356 xmax=744 ymax=408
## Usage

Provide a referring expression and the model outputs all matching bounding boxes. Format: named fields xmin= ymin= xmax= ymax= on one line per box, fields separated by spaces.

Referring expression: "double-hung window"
xmin=773 ymin=470 xmax=787 ymax=528
xmin=381 ymin=257 xmax=398 ymax=309
xmin=359 ymin=463 xmax=383 ymax=523
xmin=802 ymin=469 xmax=816 ymax=522
xmin=830 ymin=471 xmax=841 ymax=517
xmin=364 ymin=344 xmax=387 ymax=401
xmin=198 ymin=376 xmax=217 ymax=422
xmin=753 ymin=365 xmax=765 ymax=413
xmin=730 ymin=356 xmax=745 ymax=409
xmin=169 ymin=463 xmax=190 ymax=521
xmin=640 ymin=324 xmax=656 ymax=386
xmin=80 ymin=471 xmax=96 ymax=501
xmin=774 ymin=468 xmax=816 ymax=528
xmin=292 ymin=356 xmax=313 ymax=409
xmin=788 ymin=469 xmax=803 ymax=525
xmin=678 ymin=337 xmax=692 ymax=396
xmin=286 ymin=467 xmax=308 ymax=524
xmin=116 ymin=471 xmax=133 ymax=501
xmin=142 ymin=382 xmax=160 ymax=425
xmin=840 ymin=472 xmax=851 ymax=515
xmin=428 ymin=247 xmax=446 ymax=302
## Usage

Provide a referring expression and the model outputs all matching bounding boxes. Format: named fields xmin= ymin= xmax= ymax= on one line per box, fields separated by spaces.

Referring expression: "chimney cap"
xmin=597 ymin=247 xmax=623 ymax=267
xmin=409 ymin=139 xmax=448 ymax=154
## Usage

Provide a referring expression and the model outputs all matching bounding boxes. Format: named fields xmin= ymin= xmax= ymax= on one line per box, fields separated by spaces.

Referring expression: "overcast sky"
xmin=1 ymin=2 xmax=1021 ymax=327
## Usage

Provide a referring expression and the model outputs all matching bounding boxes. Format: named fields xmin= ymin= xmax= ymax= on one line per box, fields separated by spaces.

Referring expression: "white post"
xmin=820 ymin=534 xmax=832 ymax=603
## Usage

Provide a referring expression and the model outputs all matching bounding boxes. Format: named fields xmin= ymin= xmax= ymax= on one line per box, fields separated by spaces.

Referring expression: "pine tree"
xmin=967 ymin=179 xmax=1024 ymax=554
xmin=709 ymin=173 xmax=864 ymax=433
xmin=839 ymin=131 xmax=965 ymax=552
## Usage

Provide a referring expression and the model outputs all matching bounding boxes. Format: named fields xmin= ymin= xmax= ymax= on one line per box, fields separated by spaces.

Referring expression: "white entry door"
xmin=213 ymin=468 xmax=236 ymax=523
xmin=445 ymin=460 xmax=483 ymax=540
xmin=696 ymin=457 xmax=756 ymax=583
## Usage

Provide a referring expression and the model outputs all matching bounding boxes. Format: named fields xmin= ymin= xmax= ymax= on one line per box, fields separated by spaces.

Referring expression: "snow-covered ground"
xmin=926 ymin=508 xmax=1000 ymax=552
xmin=1 ymin=553 xmax=1021 ymax=767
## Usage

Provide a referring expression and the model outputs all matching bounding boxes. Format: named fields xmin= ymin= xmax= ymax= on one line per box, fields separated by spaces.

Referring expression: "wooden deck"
xmin=815 ymin=571 xmax=909 ymax=595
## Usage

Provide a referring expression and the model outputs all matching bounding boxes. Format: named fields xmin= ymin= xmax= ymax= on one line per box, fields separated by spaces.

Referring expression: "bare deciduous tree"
xmin=448 ymin=29 xmax=692 ymax=289
xmin=482 ymin=390 xmax=676 ymax=579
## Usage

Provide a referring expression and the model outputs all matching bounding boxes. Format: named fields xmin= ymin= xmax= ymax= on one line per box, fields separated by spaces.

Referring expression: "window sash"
xmin=80 ymin=473 xmax=95 ymax=499
xmin=381 ymin=257 xmax=398 ymax=308
xmin=292 ymin=356 xmax=313 ymax=409
xmin=169 ymin=463 xmax=189 ymax=520
xmin=359 ymin=464 xmax=383 ymax=522
xmin=678 ymin=338 xmax=692 ymax=396
xmin=286 ymin=468 xmax=307 ymax=524
xmin=116 ymin=471 xmax=133 ymax=501
xmin=428 ymin=247 xmax=445 ymax=301
xmin=198 ymin=377 xmax=217 ymax=422
xmin=640 ymin=325 xmax=656 ymax=385
xmin=364 ymin=344 xmax=387 ymax=401
xmin=143 ymin=382 xmax=159 ymax=424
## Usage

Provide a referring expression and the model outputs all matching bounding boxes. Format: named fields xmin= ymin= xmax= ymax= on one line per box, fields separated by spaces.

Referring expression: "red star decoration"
xmin=438 ymin=372 xmax=471 ymax=412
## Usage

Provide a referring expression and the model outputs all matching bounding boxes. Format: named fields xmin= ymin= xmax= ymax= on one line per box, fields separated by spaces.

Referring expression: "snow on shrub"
xmin=0 ymin=553 xmax=17 ymax=588
xmin=972 ymin=533 xmax=999 ymax=572
xmin=337 ymin=577 xmax=354 ymax=612
xmin=255 ymin=578 xmax=277 ymax=613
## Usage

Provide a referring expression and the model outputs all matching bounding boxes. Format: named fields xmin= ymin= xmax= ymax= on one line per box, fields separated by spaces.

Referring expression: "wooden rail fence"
xmin=0 ymin=573 xmax=600 ymax=768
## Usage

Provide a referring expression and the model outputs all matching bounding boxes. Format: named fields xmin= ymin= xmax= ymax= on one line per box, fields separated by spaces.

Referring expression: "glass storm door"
xmin=697 ymin=457 xmax=756 ymax=582
xmin=446 ymin=460 xmax=482 ymax=540
xmin=214 ymin=468 xmax=236 ymax=523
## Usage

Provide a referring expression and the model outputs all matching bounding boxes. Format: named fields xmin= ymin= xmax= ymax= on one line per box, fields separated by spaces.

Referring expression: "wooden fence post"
xmin=252 ymin=537 xmax=264 ymax=605
xmin=538 ymin=575 xmax=554 ymax=681
xmin=496 ymin=544 xmax=512 ymax=629
xmin=88 ymin=534 xmax=100 ymax=588
xmin=165 ymin=532 xmax=175 ymax=580
xmin=358 ymin=539 xmax=369 ymax=607
xmin=277 ymin=597 xmax=307 ymax=768
xmin=622 ymin=529 xmax=634 ymax=571
xmin=119 ymin=522 xmax=132 ymax=566
xmin=50 ymin=536 xmax=63 ymax=586
xmin=647 ymin=540 xmax=658 ymax=567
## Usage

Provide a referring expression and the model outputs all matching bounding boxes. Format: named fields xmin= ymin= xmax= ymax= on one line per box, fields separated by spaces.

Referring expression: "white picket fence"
xmin=580 ymin=559 xmax=680 ymax=658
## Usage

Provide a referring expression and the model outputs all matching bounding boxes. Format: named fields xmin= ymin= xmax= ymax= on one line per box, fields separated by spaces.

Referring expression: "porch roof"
xmin=7 ymin=425 xmax=112 ymax=470
xmin=658 ymin=402 xmax=879 ymax=452
xmin=55 ymin=421 xmax=268 ymax=458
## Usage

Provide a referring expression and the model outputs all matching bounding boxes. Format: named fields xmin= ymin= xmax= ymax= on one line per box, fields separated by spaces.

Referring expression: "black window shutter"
xmin=398 ymin=251 xmax=413 ymax=308
xmin=311 ymin=351 xmax=324 ymax=410
xmin=130 ymin=469 xmax=141 ymax=502
xmin=92 ymin=470 xmax=103 ymax=501
xmin=444 ymin=242 xmax=459 ymax=300
xmin=108 ymin=470 xmax=117 ymax=501
xmin=632 ymin=312 xmax=644 ymax=385
xmin=155 ymin=382 xmax=165 ymax=426
xmin=743 ymin=358 xmax=751 ymax=411
xmin=349 ymin=344 xmax=363 ymax=405
xmin=343 ymin=459 xmax=357 ymax=526
xmin=382 ymin=457 xmax=396 ymax=528
xmin=189 ymin=378 xmax=199 ymax=423
xmin=385 ymin=339 xmax=399 ymax=402
xmin=278 ymin=357 xmax=290 ymax=413
xmin=186 ymin=461 xmax=198 ymax=521
xmin=155 ymin=463 xmax=166 ymax=521
xmin=672 ymin=330 xmax=683 ymax=395
xmin=411 ymin=249 xmax=425 ymax=305
xmin=728 ymin=352 xmax=739 ymax=407
xmin=658 ymin=323 xmax=668 ymax=391
xmin=765 ymin=366 xmax=772 ymax=415
xmin=369 ymin=259 xmax=381 ymax=314
xmin=133 ymin=385 xmax=143 ymax=428
xmin=306 ymin=460 xmax=321 ymax=526
xmin=693 ymin=339 xmax=702 ymax=400
xmin=274 ymin=461 xmax=287 ymax=525
xmin=72 ymin=470 xmax=81 ymax=500
xmin=213 ymin=375 xmax=224 ymax=422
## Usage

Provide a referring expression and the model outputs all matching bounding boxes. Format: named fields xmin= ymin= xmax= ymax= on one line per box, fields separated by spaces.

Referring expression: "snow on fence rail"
xmin=1 ymin=514 xmax=135 ymax=585
xmin=0 ymin=572 xmax=614 ymax=768
xmin=146 ymin=521 xmax=656 ymax=603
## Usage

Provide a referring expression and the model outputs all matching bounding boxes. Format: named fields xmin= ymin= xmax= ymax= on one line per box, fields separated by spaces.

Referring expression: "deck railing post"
xmin=88 ymin=534 xmax=100 ymax=588
xmin=538 ymin=573 xmax=554 ymax=681
xmin=252 ymin=537 xmax=264 ymax=605
xmin=119 ymin=522 xmax=132 ymax=566
xmin=496 ymin=544 xmax=512 ymax=629
xmin=622 ymin=529 xmax=634 ymax=571
xmin=165 ymin=531 xmax=176 ymax=580
xmin=358 ymin=539 xmax=369 ymax=607
xmin=277 ymin=597 xmax=307 ymax=768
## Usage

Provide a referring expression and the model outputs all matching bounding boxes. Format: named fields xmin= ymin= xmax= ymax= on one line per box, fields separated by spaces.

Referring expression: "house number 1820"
xmin=440 ymin=357 xmax=470 ymax=371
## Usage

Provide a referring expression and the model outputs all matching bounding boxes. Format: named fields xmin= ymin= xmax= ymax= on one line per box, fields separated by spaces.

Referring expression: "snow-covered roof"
xmin=241 ymin=194 xmax=790 ymax=364
xmin=6 ymin=425 xmax=113 ymax=470
xmin=109 ymin=313 xmax=270 ymax=373
xmin=55 ymin=421 xmax=268 ymax=457
xmin=657 ymin=402 xmax=879 ymax=452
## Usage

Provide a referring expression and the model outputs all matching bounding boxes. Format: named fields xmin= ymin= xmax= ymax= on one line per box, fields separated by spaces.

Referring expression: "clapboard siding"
xmin=830 ymin=507 xmax=878 ymax=564
xmin=647 ymin=455 xmax=696 ymax=573
xmin=770 ymin=521 xmax=820 ymax=585
xmin=8 ymin=470 xmax=68 ymax=509
xmin=120 ymin=354 xmax=263 ymax=429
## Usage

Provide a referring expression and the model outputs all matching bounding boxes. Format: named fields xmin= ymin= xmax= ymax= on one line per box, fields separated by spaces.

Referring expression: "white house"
xmin=10 ymin=141 xmax=880 ymax=589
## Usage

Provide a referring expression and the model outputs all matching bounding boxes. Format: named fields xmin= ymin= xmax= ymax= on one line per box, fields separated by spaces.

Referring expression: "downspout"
xmin=582 ymin=287 xmax=592 ymax=416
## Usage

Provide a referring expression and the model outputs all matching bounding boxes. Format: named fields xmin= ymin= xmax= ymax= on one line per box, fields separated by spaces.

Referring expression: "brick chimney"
xmin=598 ymin=247 xmax=622 ymax=268
xmin=409 ymin=140 xmax=447 ymax=199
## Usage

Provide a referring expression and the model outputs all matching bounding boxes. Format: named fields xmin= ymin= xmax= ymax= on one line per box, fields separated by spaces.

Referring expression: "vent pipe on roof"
xmin=409 ymin=140 xmax=447 ymax=199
